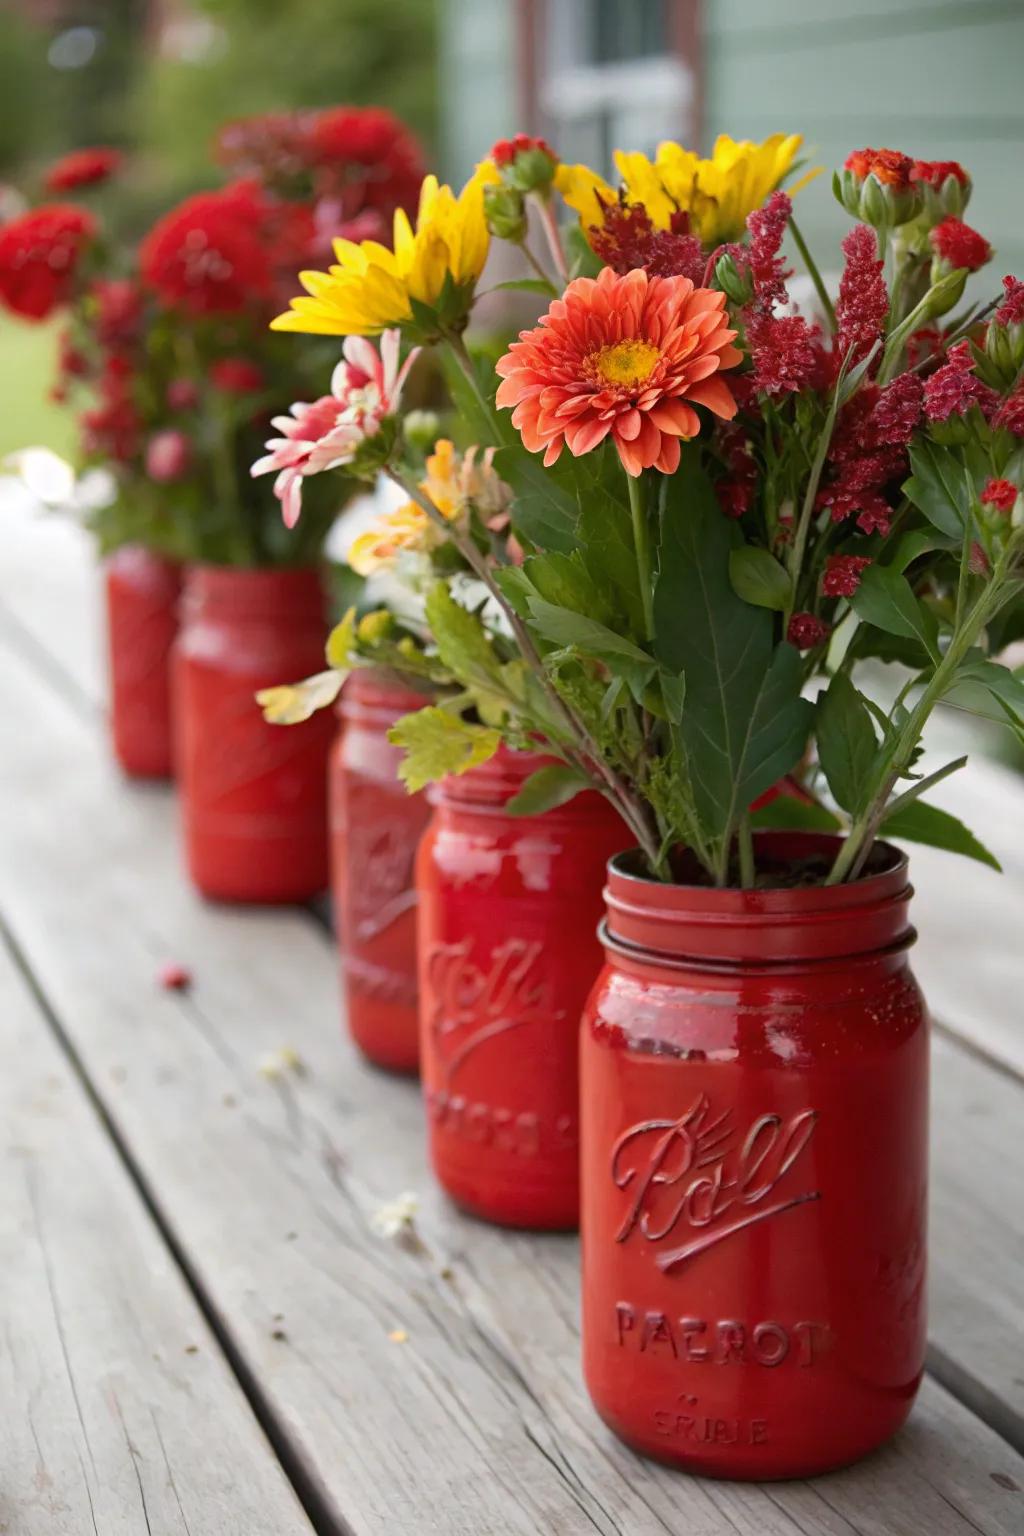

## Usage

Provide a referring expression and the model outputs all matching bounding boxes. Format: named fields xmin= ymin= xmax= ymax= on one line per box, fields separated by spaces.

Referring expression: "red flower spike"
xmin=994 ymin=385 xmax=1024 ymax=436
xmin=835 ymin=224 xmax=888 ymax=370
xmin=45 ymin=146 xmax=122 ymax=193
xmin=995 ymin=276 xmax=1024 ymax=328
xmin=590 ymin=198 xmax=704 ymax=283
xmin=823 ymin=554 xmax=872 ymax=598
xmin=980 ymin=477 xmax=1018 ymax=514
xmin=929 ymin=217 xmax=991 ymax=273
xmin=923 ymin=340 xmax=998 ymax=422
xmin=0 ymin=204 xmax=97 ymax=321
xmin=787 ymin=613 xmax=831 ymax=650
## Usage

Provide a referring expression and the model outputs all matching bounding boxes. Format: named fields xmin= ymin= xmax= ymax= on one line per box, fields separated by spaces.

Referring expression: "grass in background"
xmin=0 ymin=317 xmax=76 ymax=461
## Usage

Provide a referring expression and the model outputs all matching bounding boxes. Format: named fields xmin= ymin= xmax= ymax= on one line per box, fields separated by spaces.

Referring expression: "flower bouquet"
xmin=261 ymin=130 xmax=1024 ymax=1472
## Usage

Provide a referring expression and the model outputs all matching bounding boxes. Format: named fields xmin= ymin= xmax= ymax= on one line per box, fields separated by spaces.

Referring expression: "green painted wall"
xmin=703 ymin=0 xmax=1024 ymax=277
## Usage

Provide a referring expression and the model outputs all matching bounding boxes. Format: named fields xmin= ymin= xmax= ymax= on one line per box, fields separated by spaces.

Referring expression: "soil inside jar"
xmin=643 ymin=841 xmax=898 ymax=890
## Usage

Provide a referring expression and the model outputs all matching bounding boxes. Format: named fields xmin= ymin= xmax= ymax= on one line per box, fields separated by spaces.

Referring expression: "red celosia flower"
xmin=871 ymin=372 xmax=924 ymax=443
xmin=907 ymin=327 xmax=943 ymax=367
xmin=215 ymin=111 xmax=315 ymax=179
xmin=823 ymin=554 xmax=872 ymax=598
xmin=923 ymin=340 xmax=998 ymax=421
xmin=817 ymin=484 xmax=894 ymax=536
xmin=844 ymin=147 xmax=913 ymax=190
xmin=834 ymin=224 xmax=888 ymax=369
xmin=787 ymin=612 xmax=831 ymax=650
xmin=491 ymin=133 xmax=556 ymax=168
xmin=994 ymin=385 xmax=1024 ymax=436
xmin=80 ymin=359 xmax=140 ymax=462
xmin=995 ymin=275 xmax=1024 ymax=328
xmin=910 ymin=159 xmax=969 ymax=189
xmin=139 ymin=182 xmax=272 ymax=315
xmin=929 ymin=217 xmax=991 ymax=272
xmin=0 ymin=204 xmax=97 ymax=321
xmin=746 ymin=312 xmax=823 ymax=397
xmin=589 ymin=198 xmax=705 ymax=283
xmin=980 ymin=477 xmax=1018 ymax=513
xmin=44 ymin=146 xmax=122 ymax=193
xmin=91 ymin=278 xmax=143 ymax=347
xmin=495 ymin=267 xmax=741 ymax=476
xmin=210 ymin=357 xmax=265 ymax=394
xmin=742 ymin=190 xmax=793 ymax=311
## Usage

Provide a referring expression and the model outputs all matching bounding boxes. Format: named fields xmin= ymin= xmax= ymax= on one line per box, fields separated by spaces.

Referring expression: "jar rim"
xmin=603 ymin=831 xmax=915 ymax=965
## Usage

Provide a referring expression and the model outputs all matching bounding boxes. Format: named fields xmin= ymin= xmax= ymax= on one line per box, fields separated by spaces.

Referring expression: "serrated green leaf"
xmin=424 ymin=582 xmax=503 ymax=688
xmin=728 ymin=546 xmax=792 ymax=612
xmin=653 ymin=454 xmax=813 ymax=838
xmin=505 ymin=763 xmax=589 ymax=816
xmin=880 ymin=798 xmax=1001 ymax=870
xmin=816 ymin=673 xmax=879 ymax=815
xmin=388 ymin=706 xmax=501 ymax=793
xmin=851 ymin=563 xmax=941 ymax=663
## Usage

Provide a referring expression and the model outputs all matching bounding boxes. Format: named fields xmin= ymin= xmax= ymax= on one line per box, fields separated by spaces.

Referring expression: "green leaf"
xmin=880 ymin=799 xmax=1001 ymax=871
xmin=815 ymin=673 xmax=880 ymax=815
xmin=883 ymin=529 xmax=945 ymax=574
xmin=653 ymin=454 xmax=813 ymax=838
xmin=752 ymin=796 xmax=842 ymax=832
xmin=388 ymin=707 xmax=501 ymax=793
xmin=492 ymin=564 xmax=535 ymax=617
xmin=523 ymin=549 xmax=615 ymax=628
xmin=904 ymin=439 xmax=968 ymax=537
xmin=505 ymin=763 xmax=589 ymax=816
xmin=494 ymin=443 xmax=580 ymax=553
xmin=851 ymin=563 xmax=941 ymax=663
xmin=574 ymin=484 xmax=646 ymax=637
xmin=424 ymin=582 xmax=502 ymax=686
xmin=488 ymin=277 xmax=556 ymax=296
xmin=527 ymin=596 xmax=653 ymax=663
xmin=728 ymin=546 xmax=793 ymax=612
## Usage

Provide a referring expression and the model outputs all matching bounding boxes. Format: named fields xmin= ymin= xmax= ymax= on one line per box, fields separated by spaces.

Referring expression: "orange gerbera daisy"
xmin=495 ymin=266 xmax=741 ymax=476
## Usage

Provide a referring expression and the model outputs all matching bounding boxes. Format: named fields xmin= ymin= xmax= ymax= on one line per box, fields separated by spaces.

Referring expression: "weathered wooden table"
xmin=2 ymin=505 xmax=1022 ymax=1535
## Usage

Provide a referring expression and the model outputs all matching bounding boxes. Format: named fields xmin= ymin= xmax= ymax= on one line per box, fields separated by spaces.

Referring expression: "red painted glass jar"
xmin=581 ymin=832 xmax=928 ymax=1479
xmin=104 ymin=545 xmax=181 ymax=778
xmin=174 ymin=565 xmax=333 ymax=903
xmin=417 ymin=749 xmax=628 ymax=1229
xmin=330 ymin=671 xmax=432 ymax=1073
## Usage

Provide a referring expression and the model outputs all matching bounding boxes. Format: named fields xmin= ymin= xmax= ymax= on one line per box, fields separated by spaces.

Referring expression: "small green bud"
xmin=714 ymin=252 xmax=754 ymax=306
xmin=483 ymin=182 xmax=528 ymax=243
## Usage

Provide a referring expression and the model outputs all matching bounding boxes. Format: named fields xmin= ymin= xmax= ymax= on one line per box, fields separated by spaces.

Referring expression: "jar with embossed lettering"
xmin=417 ymin=748 xmax=627 ymax=1229
xmin=105 ymin=545 xmax=181 ymax=778
xmin=331 ymin=671 xmax=433 ymax=1072
xmin=580 ymin=831 xmax=929 ymax=1479
xmin=174 ymin=565 xmax=333 ymax=903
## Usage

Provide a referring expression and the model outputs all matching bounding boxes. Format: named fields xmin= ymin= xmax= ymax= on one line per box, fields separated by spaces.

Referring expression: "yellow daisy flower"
xmin=558 ymin=133 xmax=817 ymax=250
xmin=272 ymin=163 xmax=500 ymax=338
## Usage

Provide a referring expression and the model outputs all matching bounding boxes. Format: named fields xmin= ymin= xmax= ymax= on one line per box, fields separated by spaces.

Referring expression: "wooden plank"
xmin=929 ymin=1033 xmax=1024 ymax=1451
xmin=2 ymin=634 xmax=1023 ymax=1534
xmin=0 ymin=926 xmax=313 ymax=1536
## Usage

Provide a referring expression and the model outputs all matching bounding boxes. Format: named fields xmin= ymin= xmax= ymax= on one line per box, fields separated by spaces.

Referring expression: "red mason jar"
xmin=417 ymin=749 xmax=628 ymax=1229
xmin=330 ymin=671 xmax=433 ymax=1073
xmin=581 ymin=832 xmax=928 ymax=1479
xmin=174 ymin=565 xmax=333 ymax=903
xmin=104 ymin=544 xmax=181 ymax=778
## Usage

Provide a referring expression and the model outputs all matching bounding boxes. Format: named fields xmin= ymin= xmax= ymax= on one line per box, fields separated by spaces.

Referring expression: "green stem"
xmin=627 ymin=471 xmax=655 ymax=640
xmin=784 ymin=407 xmax=836 ymax=627
xmin=442 ymin=331 xmax=502 ymax=439
xmin=737 ymin=815 xmax=755 ymax=889
xmin=520 ymin=243 xmax=560 ymax=295
xmin=825 ymin=578 xmax=1007 ymax=885
xmin=789 ymin=217 xmax=836 ymax=333
xmin=530 ymin=192 xmax=568 ymax=281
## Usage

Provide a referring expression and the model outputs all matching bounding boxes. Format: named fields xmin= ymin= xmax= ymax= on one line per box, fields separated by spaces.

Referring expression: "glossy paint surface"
xmin=174 ymin=565 xmax=333 ymax=903
xmin=417 ymin=750 xmax=628 ymax=1229
xmin=581 ymin=834 xmax=929 ymax=1478
xmin=331 ymin=672 xmax=432 ymax=1073
xmin=104 ymin=546 xmax=181 ymax=779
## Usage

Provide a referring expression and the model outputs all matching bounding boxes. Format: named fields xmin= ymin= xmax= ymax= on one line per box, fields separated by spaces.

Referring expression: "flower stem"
xmin=627 ymin=470 xmax=655 ymax=640
xmin=789 ymin=217 xmax=836 ymax=333
xmin=521 ymin=243 xmax=560 ymax=295
xmin=442 ymin=331 xmax=503 ymax=440
xmin=531 ymin=192 xmax=568 ymax=281
xmin=382 ymin=463 xmax=665 ymax=871
xmin=737 ymin=814 xmax=755 ymax=889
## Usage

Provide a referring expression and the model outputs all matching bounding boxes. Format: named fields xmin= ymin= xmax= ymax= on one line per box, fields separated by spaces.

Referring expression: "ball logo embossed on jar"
xmin=611 ymin=1094 xmax=820 ymax=1272
xmin=347 ymin=819 xmax=418 ymax=943
xmin=426 ymin=935 xmax=563 ymax=1090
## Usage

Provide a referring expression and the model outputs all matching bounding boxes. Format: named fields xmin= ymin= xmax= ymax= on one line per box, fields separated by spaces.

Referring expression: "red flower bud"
xmin=787 ymin=612 xmax=831 ymax=650
xmin=980 ymin=477 xmax=1018 ymax=515
xmin=822 ymin=554 xmax=871 ymax=598
xmin=210 ymin=356 xmax=265 ymax=394
xmin=490 ymin=133 xmax=558 ymax=194
xmin=929 ymin=217 xmax=991 ymax=274
xmin=145 ymin=428 xmax=192 ymax=483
